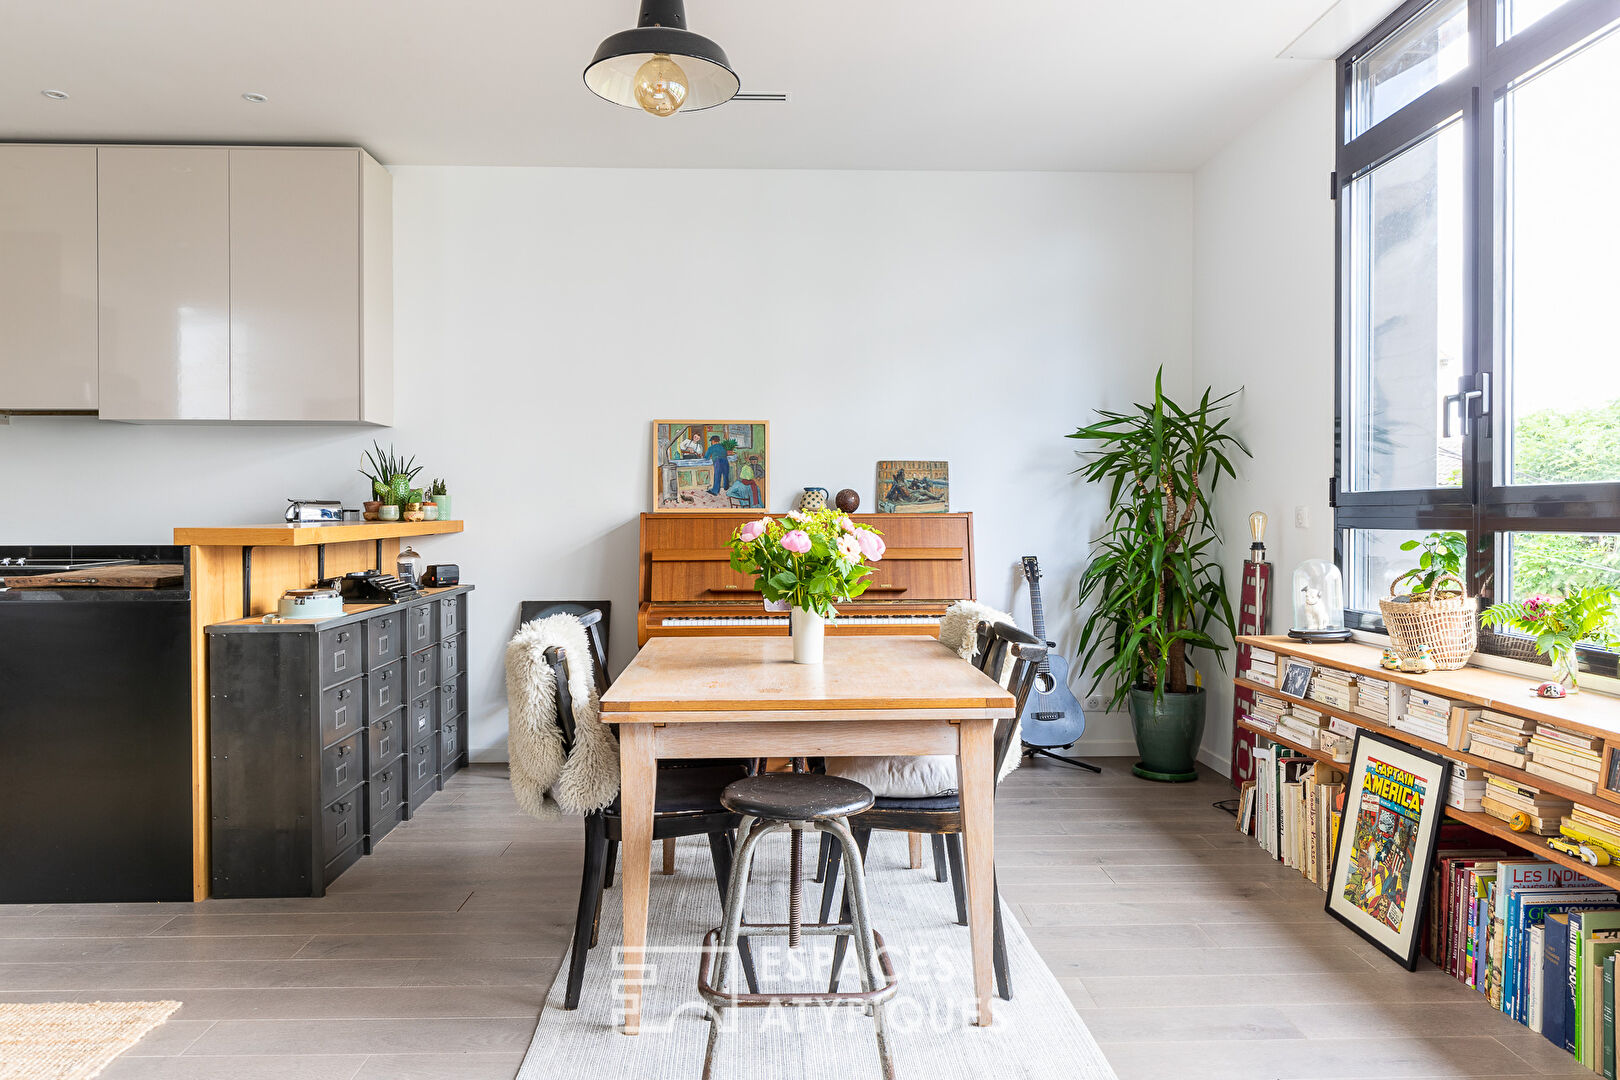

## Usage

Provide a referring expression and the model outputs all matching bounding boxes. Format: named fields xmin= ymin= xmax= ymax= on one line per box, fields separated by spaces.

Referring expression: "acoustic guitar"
xmin=1017 ymin=555 xmax=1087 ymax=751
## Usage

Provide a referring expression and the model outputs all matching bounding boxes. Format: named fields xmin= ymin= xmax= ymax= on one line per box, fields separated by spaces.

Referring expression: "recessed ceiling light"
xmin=40 ymin=89 xmax=69 ymax=100
xmin=242 ymin=92 xmax=268 ymax=103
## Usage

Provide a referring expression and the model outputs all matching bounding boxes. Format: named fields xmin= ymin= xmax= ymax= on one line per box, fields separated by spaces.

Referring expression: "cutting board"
xmin=3 ymin=564 xmax=185 ymax=589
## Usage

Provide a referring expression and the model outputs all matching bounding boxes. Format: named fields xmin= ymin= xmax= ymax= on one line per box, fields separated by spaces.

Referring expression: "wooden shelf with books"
xmin=1236 ymin=716 xmax=1620 ymax=893
xmin=1233 ymin=675 xmax=1620 ymax=813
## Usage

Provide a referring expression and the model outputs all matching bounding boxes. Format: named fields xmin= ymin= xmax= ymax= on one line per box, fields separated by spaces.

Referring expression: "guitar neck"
xmin=1026 ymin=566 xmax=1051 ymax=674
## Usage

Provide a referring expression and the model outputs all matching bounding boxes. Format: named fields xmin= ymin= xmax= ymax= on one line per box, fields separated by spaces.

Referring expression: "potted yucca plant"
xmin=1070 ymin=371 xmax=1249 ymax=782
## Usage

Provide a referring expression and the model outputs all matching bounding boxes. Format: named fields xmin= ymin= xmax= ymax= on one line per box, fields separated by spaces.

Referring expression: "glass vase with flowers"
xmin=728 ymin=509 xmax=886 ymax=664
xmin=1480 ymin=585 xmax=1620 ymax=694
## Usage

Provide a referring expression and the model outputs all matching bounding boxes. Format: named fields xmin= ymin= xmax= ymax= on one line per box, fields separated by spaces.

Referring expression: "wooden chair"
xmin=544 ymin=610 xmax=759 ymax=1009
xmin=817 ymin=622 xmax=1046 ymax=1000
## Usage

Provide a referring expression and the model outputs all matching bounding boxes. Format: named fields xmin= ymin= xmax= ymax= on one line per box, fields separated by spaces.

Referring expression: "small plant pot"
xmin=378 ymin=504 xmax=401 ymax=522
xmin=402 ymin=503 xmax=425 ymax=522
xmin=1128 ymin=687 xmax=1206 ymax=783
xmin=362 ymin=500 xmax=382 ymax=522
xmin=432 ymin=495 xmax=451 ymax=520
xmin=422 ymin=501 xmax=439 ymax=521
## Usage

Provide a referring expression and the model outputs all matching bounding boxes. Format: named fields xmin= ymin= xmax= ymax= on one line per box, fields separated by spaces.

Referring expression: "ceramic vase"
xmin=800 ymin=487 xmax=829 ymax=512
xmin=362 ymin=501 xmax=382 ymax=522
xmin=790 ymin=607 xmax=825 ymax=665
xmin=378 ymin=504 xmax=401 ymax=521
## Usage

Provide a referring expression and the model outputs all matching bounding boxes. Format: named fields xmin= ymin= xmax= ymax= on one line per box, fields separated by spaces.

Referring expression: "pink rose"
xmin=738 ymin=518 xmax=769 ymax=542
xmin=855 ymin=529 xmax=885 ymax=561
xmin=780 ymin=529 xmax=812 ymax=554
xmin=840 ymin=516 xmax=859 ymax=533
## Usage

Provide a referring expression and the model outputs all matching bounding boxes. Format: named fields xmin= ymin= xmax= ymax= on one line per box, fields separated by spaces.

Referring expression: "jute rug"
xmin=0 ymin=1000 xmax=180 ymax=1080
xmin=519 ymin=830 xmax=1118 ymax=1080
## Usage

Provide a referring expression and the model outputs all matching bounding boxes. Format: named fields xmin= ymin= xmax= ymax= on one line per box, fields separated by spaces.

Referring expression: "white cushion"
xmin=824 ymin=755 xmax=958 ymax=799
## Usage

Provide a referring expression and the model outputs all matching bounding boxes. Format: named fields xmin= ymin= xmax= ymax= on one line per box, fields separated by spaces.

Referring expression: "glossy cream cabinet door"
xmin=97 ymin=148 xmax=231 ymax=421
xmin=0 ymin=146 xmax=99 ymax=410
xmin=228 ymin=149 xmax=361 ymax=422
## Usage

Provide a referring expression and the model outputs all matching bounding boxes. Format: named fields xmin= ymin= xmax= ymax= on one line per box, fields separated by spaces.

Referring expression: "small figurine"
xmin=1300 ymin=584 xmax=1330 ymax=631
xmin=1381 ymin=647 xmax=1402 ymax=671
xmin=1534 ymin=681 xmax=1568 ymax=699
xmin=1397 ymin=647 xmax=1436 ymax=674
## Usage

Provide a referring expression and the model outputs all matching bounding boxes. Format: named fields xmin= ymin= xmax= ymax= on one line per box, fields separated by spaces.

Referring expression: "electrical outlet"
xmin=1084 ymin=695 xmax=1105 ymax=712
xmin=1294 ymin=505 xmax=1310 ymax=529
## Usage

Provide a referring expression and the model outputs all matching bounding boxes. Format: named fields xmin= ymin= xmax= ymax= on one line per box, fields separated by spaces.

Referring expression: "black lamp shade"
xmin=584 ymin=0 xmax=739 ymax=112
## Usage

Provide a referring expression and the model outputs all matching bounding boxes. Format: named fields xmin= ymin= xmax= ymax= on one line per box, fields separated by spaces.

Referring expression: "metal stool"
xmin=697 ymin=773 xmax=897 ymax=1080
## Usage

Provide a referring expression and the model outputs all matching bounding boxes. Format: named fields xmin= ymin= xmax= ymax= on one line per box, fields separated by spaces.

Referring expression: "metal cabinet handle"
xmin=381 ymin=669 xmax=392 ymax=680
xmin=380 ymin=718 xmax=392 ymax=729
xmin=337 ymin=745 xmax=351 ymax=756
xmin=381 ymin=770 xmax=392 ymax=781
xmin=334 ymin=801 xmax=351 ymax=813
xmin=337 ymin=632 xmax=350 ymax=643
xmin=337 ymin=688 xmax=350 ymax=699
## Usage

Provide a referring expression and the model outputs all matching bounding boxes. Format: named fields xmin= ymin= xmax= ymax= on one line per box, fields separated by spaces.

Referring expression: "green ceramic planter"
xmin=1128 ymin=687 xmax=1206 ymax=783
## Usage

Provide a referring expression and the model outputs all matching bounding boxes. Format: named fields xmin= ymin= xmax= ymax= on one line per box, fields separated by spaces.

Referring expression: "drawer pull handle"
xmin=381 ymin=719 xmax=392 ymax=729
xmin=337 ymin=745 xmax=351 ymax=756
xmin=337 ymin=689 xmax=350 ymax=699
xmin=337 ymin=632 xmax=349 ymax=643
xmin=381 ymin=771 xmax=392 ymax=781
xmin=334 ymin=801 xmax=352 ymax=813
xmin=382 ymin=670 xmax=393 ymax=680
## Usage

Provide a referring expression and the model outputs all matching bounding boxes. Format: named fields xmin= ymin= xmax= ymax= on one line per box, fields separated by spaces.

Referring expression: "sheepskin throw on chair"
xmin=506 ymin=614 xmax=620 ymax=820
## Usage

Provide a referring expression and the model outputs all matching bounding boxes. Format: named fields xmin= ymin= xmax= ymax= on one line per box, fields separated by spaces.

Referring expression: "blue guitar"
xmin=1018 ymin=556 xmax=1101 ymax=772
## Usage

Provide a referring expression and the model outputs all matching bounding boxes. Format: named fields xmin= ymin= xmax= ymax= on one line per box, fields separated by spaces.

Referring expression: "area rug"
xmin=0 ymin=1000 xmax=181 ymax=1080
xmin=518 ymin=830 xmax=1118 ymax=1080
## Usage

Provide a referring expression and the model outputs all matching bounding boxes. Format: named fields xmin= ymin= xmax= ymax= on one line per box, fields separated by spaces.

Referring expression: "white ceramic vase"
xmin=790 ymin=606 xmax=825 ymax=665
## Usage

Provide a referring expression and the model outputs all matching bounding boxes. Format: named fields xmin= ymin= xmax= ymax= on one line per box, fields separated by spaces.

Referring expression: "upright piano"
xmin=637 ymin=511 xmax=976 ymax=645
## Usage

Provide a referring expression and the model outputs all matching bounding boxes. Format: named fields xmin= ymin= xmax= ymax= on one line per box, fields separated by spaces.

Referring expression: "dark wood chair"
xmin=545 ymin=610 xmax=759 ymax=1009
xmin=818 ymin=621 xmax=1047 ymax=1000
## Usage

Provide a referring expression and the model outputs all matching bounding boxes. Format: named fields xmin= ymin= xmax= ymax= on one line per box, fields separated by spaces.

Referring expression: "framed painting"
xmin=1324 ymin=730 xmax=1451 ymax=968
xmin=653 ymin=421 xmax=769 ymax=512
xmin=876 ymin=460 xmax=949 ymax=513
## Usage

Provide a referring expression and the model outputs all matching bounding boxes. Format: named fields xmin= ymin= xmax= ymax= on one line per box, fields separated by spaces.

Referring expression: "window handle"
xmin=1443 ymin=373 xmax=1489 ymax=438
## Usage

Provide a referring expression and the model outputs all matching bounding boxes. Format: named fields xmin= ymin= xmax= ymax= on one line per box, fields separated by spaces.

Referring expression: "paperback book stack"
xmin=1355 ymin=675 xmax=1391 ymax=725
xmin=1307 ymin=668 xmax=1358 ymax=711
xmin=1277 ymin=704 xmax=1326 ymax=749
xmin=1444 ymin=761 xmax=1488 ymax=813
xmin=1396 ymin=689 xmax=1456 ymax=744
xmin=1563 ymin=803 xmax=1620 ymax=861
xmin=1526 ymin=722 xmax=1605 ymax=796
xmin=1244 ymin=744 xmax=1344 ymax=890
xmin=1469 ymin=710 xmax=1536 ymax=769
xmin=1481 ymin=773 xmax=1574 ymax=836
xmin=1243 ymin=693 xmax=1286 ymax=734
xmin=1241 ymin=646 xmax=1278 ymax=689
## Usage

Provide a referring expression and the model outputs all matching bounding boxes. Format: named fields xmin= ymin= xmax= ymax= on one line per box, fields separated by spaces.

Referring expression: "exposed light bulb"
xmin=634 ymin=54 xmax=689 ymax=117
xmin=1249 ymin=511 xmax=1268 ymax=545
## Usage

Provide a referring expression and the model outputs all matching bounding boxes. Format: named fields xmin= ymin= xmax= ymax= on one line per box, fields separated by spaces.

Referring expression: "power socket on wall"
xmin=1084 ymin=695 xmax=1105 ymax=712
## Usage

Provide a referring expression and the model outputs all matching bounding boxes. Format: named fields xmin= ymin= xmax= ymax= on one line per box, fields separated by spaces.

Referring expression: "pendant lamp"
xmin=584 ymin=0 xmax=739 ymax=117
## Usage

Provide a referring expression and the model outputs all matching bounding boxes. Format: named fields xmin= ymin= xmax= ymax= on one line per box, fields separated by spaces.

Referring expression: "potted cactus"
xmin=403 ymin=488 xmax=426 ymax=522
xmin=361 ymin=443 xmax=422 ymax=523
xmin=428 ymin=478 xmax=451 ymax=522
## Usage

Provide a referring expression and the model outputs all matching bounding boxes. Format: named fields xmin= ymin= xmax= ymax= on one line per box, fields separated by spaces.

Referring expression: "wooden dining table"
xmin=598 ymin=634 xmax=1016 ymax=1034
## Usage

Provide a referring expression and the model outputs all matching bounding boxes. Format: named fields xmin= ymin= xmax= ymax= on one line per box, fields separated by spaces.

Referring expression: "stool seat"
xmin=721 ymin=773 xmax=874 ymax=821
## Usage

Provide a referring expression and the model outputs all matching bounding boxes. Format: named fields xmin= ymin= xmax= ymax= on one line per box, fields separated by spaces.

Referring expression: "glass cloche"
xmin=1288 ymin=559 xmax=1353 ymax=642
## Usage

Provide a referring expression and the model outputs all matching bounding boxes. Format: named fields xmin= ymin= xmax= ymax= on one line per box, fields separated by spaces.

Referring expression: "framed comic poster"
xmin=652 ymin=421 xmax=769 ymax=512
xmin=1324 ymin=730 xmax=1451 ymax=968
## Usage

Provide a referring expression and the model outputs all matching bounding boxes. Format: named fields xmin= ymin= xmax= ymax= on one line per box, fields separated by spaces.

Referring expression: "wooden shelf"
xmin=1239 ymin=634 xmax=1620 ymax=739
xmin=175 ymin=520 xmax=464 ymax=547
xmin=1239 ymin=717 xmax=1620 ymax=892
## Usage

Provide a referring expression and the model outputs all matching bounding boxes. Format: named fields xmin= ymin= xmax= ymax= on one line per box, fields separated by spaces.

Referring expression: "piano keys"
xmin=637 ymin=511 xmax=975 ymax=645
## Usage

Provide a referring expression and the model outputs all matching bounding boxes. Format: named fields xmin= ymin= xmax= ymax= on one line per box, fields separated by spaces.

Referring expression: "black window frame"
xmin=1333 ymin=0 xmax=1620 ymax=681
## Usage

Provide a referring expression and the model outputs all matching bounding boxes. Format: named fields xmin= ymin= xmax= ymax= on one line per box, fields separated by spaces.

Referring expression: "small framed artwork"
xmin=1279 ymin=658 xmax=1314 ymax=699
xmin=1324 ymin=730 xmax=1451 ymax=968
xmin=653 ymin=421 xmax=769 ymax=512
xmin=876 ymin=460 xmax=949 ymax=513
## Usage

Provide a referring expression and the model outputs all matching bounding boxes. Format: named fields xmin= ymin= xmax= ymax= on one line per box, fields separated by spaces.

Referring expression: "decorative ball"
xmin=834 ymin=488 xmax=860 ymax=513
xmin=799 ymin=487 xmax=828 ymax=511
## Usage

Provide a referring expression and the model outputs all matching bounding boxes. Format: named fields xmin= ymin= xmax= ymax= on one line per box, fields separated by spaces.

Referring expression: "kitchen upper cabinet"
xmin=228 ymin=149 xmax=392 ymax=424
xmin=0 ymin=146 xmax=99 ymax=411
xmin=98 ymin=148 xmax=232 ymax=421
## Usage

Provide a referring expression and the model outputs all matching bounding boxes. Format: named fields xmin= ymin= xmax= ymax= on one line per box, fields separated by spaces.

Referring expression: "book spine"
xmin=1572 ymin=913 xmax=1584 ymax=1056
xmin=1530 ymin=923 xmax=1545 ymax=1033
xmin=1606 ymin=952 xmax=1616 ymax=1080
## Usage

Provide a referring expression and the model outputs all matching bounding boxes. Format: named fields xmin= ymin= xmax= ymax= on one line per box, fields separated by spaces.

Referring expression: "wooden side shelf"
xmin=175 ymin=520 xmax=464 ymax=547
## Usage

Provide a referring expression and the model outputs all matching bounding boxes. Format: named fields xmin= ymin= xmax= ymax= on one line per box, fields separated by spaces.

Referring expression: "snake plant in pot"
xmin=1070 ymin=371 xmax=1249 ymax=782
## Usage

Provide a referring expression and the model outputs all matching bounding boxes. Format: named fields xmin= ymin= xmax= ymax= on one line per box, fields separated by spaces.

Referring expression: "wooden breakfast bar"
xmin=599 ymin=634 xmax=1016 ymax=1034
xmin=174 ymin=519 xmax=464 ymax=899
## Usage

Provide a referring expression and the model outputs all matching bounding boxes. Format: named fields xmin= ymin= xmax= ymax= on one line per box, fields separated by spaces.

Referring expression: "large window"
xmin=1334 ymin=0 xmax=1620 ymax=678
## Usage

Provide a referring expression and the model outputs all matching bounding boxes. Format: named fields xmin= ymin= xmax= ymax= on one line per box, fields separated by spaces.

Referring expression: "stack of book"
xmin=1245 ymin=744 xmax=1344 ymax=889
xmin=1480 ymin=773 xmax=1574 ymax=835
xmin=1563 ymin=803 xmax=1620 ymax=858
xmin=1355 ymin=675 xmax=1391 ymax=725
xmin=1444 ymin=761 xmax=1488 ymax=812
xmin=1241 ymin=646 xmax=1278 ymax=688
xmin=1277 ymin=705 xmax=1326 ymax=749
xmin=1396 ymin=689 xmax=1455 ymax=743
xmin=1243 ymin=692 xmax=1286 ymax=733
xmin=1307 ymin=668 xmax=1357 ymax=711
xmin=1526 ymin=722 xmax=1605 ymax=795
xmin=1469 ymin=710 xmax=1536 ymax=769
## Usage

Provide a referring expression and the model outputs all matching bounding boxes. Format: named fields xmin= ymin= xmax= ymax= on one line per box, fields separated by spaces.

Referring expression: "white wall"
xmin=0 ymin=167 xmax=1194 ymax=761
xmin=1191 ymin=67 xmax=1338 ymax=776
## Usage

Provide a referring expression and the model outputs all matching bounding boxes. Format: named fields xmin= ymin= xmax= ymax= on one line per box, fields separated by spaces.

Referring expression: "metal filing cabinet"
xmin=206 ymin=585 xmax=472 ymax=897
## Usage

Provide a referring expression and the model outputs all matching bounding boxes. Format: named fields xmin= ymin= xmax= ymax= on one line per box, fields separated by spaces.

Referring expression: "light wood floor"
xmin=0 ymin=760 xmax=1589 ymax=1079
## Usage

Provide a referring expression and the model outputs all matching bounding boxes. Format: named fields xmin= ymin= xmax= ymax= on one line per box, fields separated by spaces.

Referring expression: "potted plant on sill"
xmin=428 ymin=478 xmax=451 ymax=522
xmin=360 ymin=443 xmax=422 ymax=524
xmin=1481 ymin=585 xmax=1620 ymax=694
xmin=727 ymin=509 xmax=885 ymax=664
xmin=1070 ymin=371 xmax=1249 ymax=782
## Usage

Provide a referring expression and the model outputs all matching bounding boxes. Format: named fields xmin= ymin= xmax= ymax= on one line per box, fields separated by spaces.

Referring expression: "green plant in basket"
xmin=1392 ymin=531 xmax=1467 ymax=600
xmin=727 ymin=508 xmax=884 ymax=617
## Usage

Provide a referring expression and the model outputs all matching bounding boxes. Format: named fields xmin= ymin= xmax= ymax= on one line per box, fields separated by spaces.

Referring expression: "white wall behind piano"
xmin=0 ymin=166 xmax=1194 ymax=761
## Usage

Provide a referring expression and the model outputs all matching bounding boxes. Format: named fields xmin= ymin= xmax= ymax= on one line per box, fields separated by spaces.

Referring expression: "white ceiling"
xmin=0 ymin=0 xmax=1346 ymax=171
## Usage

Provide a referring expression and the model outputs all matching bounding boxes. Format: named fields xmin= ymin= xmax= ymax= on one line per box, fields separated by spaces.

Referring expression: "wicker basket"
xmin=1378 ymin=573 xmax=1477 ymax=670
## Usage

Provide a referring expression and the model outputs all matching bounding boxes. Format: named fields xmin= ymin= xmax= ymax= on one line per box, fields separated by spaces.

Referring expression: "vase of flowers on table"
xmin=1480 ymin=585 xmax=1620 ymax=694
xmin=728 ymin=509 xmax=886 ymax=664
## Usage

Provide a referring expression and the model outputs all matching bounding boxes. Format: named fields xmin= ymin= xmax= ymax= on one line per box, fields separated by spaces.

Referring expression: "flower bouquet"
xmin=728 ymin=509 xmax=886 ymax=664
xmin=1480 ymin=585 xmax=1620 ymax=693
